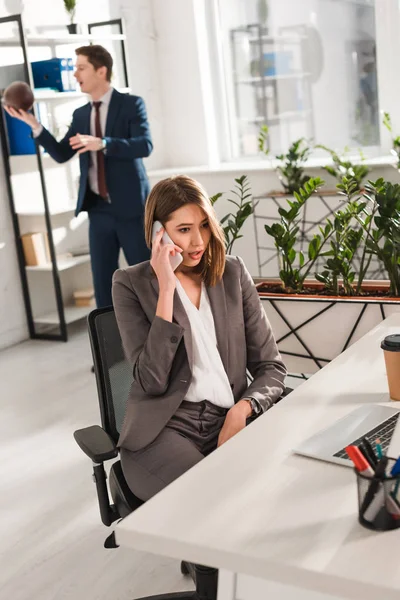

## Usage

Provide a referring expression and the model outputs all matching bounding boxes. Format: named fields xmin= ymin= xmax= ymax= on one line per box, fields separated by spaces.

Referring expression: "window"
xmin=217 ymin=0 xmax=379 ymax=158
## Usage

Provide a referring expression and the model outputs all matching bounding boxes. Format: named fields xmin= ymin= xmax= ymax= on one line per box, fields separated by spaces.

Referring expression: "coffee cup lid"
xmin=381 ymin=334 xmax=400 ymax=351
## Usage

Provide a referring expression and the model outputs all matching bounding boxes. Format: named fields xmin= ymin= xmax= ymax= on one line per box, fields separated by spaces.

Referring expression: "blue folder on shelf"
xmin=5 ymin=111 xmax=36 ymax=155
xmin=31 ymin=58 xmax=71 ymax=92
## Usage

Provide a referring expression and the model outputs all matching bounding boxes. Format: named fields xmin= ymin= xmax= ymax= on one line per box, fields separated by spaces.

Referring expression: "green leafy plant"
xmin=315 ymin=178 xmax=365 ymax=295
xmin=64 ymin=0 xmax=77 ymax=23
xmin=316 ymin=144 xmax=369 ymax=191
xmin=356 ymin=179 xmax=400 ymax=296
xmin=275 ymin=138 xmax=312 ymax=195
xmin=382 ymin=112 xmax=400 ymax=169
xmin=211 ymin=175 xmax=254 ymax=254
xmin=264 ymin=177 xmax=330 ymax=291
xmin=263 ymin=169 xmax=400 ymax=297
xmin=338 ymin=177 xmax=372 ymax=295
xmin=259 ymin=126 xmax=312 ymax=194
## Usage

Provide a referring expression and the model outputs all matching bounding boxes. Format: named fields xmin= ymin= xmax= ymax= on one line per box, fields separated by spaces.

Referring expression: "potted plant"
xmin=64 ymin=0 xmax=78 ymax=34
xmin=211 ymin=175 xmax=254 ymax=254
xmin=316 ymin=144 xmax=370 ymax=191
xmin=259 ymin=125 xmax=313 ymax=194
xmin=256 ymin=176 xmax=400 ymax=374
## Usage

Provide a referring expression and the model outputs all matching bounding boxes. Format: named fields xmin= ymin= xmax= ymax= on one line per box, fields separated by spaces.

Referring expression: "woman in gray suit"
xmin=112 ymin=175 xmax=286 ymax=502
xmin=112 ymin=175 xmax=286 ymax=598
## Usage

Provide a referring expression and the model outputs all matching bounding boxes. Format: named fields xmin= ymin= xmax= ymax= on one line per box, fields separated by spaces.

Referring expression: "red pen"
xmin=345 ymin=445 xmax=374 ymax=477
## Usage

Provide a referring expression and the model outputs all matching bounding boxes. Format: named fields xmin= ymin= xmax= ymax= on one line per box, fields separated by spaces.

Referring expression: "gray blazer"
xmin=112 ymin=256 xmax=287 ymax=452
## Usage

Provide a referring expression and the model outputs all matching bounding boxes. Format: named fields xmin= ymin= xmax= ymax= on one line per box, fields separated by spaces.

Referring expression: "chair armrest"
xmin=275 ymin=386 xmax=293 ymax=405
xmin=74 ymin=425 xmax=118 ymax=463
xmin=282 ymin=386 xmax=293 ymax=397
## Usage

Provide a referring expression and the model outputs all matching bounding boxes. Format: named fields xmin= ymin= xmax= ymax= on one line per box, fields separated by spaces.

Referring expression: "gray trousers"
xmin=120 ymin=400 xmax=228 ymax=501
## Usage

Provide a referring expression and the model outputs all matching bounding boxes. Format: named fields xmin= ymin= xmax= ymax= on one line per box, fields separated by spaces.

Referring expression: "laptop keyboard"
xmin=333 ymin=413 xmax=400 ymax=460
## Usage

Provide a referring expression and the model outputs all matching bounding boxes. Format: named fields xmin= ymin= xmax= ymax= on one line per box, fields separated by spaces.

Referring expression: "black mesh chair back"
xmin=88 ymin=307 xmax=133 ymax=443
xmin=86 ymin=306 xmax=143 ymax=521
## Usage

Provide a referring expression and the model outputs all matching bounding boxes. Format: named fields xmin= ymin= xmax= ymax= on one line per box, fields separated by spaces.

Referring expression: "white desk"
xmin=116 ymin=314 xmax=400 ymax=600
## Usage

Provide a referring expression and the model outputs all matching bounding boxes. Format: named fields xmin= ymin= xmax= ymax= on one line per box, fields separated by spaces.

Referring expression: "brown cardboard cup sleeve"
xmin=381 ymin=334 xmax=400 ymax=401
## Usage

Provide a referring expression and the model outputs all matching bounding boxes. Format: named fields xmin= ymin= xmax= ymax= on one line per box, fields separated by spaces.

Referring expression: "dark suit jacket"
xmin=35 ymin=89 xmax=152 ymax=219
xmin=112 ymin=256 xmax=287 ymax=452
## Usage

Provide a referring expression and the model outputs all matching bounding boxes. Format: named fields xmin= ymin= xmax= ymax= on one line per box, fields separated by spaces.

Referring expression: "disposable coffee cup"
xmin=381 ymin=334 xmax=400 ymax=401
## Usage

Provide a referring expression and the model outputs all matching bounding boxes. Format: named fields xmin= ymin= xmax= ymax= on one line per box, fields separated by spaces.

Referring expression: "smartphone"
xmin=151 ymin=220 xmax=183 ymax=271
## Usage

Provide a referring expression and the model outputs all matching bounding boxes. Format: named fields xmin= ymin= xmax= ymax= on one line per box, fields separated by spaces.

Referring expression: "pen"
xmin=360 ymin=437 xmax=378 ymax=468
xmin=360 ymin=457 xmax=388 ymax=519
xmin=375 ymin=439 xmax=383 ymax=460
xmin=345 ymin=445 xmax=374 ymax=476
xmin=358 ymin=445 xmax=374 ymax=469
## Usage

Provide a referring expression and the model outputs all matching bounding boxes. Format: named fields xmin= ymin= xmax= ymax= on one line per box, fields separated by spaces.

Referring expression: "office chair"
xmin=73 ymin=306 xmax=215 ymax=600
xmin=74 ymin=307 xmax=291 ymax=600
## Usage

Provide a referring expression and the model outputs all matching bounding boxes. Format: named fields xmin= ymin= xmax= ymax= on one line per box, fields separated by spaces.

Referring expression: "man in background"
xmin=5 ymin=44 xmax=152 ymax=308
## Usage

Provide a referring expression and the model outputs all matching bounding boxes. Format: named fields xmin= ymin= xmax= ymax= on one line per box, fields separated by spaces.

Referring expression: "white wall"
xmin=118 ymin=0 xmax=166 ymax=169
xmin=150 ymin=0 xmax=219 ymax=168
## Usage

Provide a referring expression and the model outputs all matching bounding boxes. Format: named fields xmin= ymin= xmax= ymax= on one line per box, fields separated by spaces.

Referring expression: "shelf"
xmin=26 ymin=254 xmax=90 ymax=272
xmin=9 ymin=153 xmax=78 ymax=172
xmin=237 ymin=73 xmax=310 ymax=85
xmin=240 ymin=110 xmax=311 ymax=124
xmin=34 ymin=87 xmax=131 ymax=101
xmin=0 ymin=33 xmax=126 ymax=47
xmin=26 ymin=33 xmax=126 ymax=44
xmin=248 ymin=35 xmax=306 ymax=44
xmin=34 ymin=304 xmax=92 ymax=326
xmin=17 ymin=206 xmax=76 ymax=217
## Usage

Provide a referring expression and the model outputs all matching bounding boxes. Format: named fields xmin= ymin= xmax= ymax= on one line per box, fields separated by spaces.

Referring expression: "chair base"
xmin=134 ymin=593 xmax=197 ymax=600
xmin=181 ymin=561 xmax=190 ymax=576
xmin=134 ymin=564 xmax=218 ymax=600
xmin=181 ymin=560 xmax=196 ymax=582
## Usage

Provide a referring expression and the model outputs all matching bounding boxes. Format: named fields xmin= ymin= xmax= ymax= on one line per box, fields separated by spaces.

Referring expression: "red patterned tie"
xmin=93 ymin=101 xmax=108 ymax=199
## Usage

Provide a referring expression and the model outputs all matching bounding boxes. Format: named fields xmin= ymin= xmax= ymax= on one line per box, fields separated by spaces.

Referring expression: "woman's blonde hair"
xmin=144 ymin=175 xmax=226 ymax=286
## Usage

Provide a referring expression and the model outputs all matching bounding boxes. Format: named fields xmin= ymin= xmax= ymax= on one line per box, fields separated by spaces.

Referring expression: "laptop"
xmin=294 ymin=404 xmax=400 ymax=467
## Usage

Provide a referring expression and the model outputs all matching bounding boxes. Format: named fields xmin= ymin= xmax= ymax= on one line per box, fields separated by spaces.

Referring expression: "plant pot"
xmin=256 ymin=279 xmax=400 ymax=374
xmin=67 ymin=23 xmax=78 ymax=34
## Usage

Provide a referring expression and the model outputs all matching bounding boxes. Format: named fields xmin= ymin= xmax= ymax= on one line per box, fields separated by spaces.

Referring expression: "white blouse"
xmin=175 ymin=277 xmax=235 ymax=409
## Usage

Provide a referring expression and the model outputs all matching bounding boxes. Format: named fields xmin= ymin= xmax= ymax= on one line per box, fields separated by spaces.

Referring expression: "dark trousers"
xmin=120 ymin=400 xmax=228 ymax=501
xmin=87 ymin=191 xmax=150 ymax=308
xmin=120 ymin=401 xmax=234 ymax=600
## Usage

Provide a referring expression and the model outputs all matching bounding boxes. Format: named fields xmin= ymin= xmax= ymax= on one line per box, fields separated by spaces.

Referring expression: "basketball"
xmin=2 ymin=81 xmax=34 ymax=112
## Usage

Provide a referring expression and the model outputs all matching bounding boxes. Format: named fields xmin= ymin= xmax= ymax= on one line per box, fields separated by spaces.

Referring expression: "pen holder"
xmin=356 ymin=458 xmax=400 ymax=531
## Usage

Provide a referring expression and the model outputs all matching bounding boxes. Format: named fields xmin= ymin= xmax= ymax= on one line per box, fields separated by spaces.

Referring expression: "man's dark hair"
xmin=75 ymin=45 xmax=113 ymax=81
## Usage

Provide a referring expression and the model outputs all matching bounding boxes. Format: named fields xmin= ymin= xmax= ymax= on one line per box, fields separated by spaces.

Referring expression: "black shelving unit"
xmin=0 ymin=14 xmax=129 ymax=341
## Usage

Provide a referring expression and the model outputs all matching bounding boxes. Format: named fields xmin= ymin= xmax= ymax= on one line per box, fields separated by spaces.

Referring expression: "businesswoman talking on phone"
xmin=112 ymin=176 xmax=286 ymax=595
xmin=113 ymin=174 xmax=286 ymax=496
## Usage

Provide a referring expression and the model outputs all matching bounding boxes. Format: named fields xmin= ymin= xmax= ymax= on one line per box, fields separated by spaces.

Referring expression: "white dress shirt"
xmin=175 ymin=277 xmax=235 ymax=409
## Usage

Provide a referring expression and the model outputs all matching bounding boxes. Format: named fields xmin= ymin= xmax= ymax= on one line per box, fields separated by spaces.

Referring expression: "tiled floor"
xmin=0 ymin=322 xmax=304 ymax=600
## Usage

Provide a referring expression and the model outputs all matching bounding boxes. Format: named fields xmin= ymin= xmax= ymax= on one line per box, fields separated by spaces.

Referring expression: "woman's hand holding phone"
xmin=151 ymin=225 xmax=183 ymax=293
